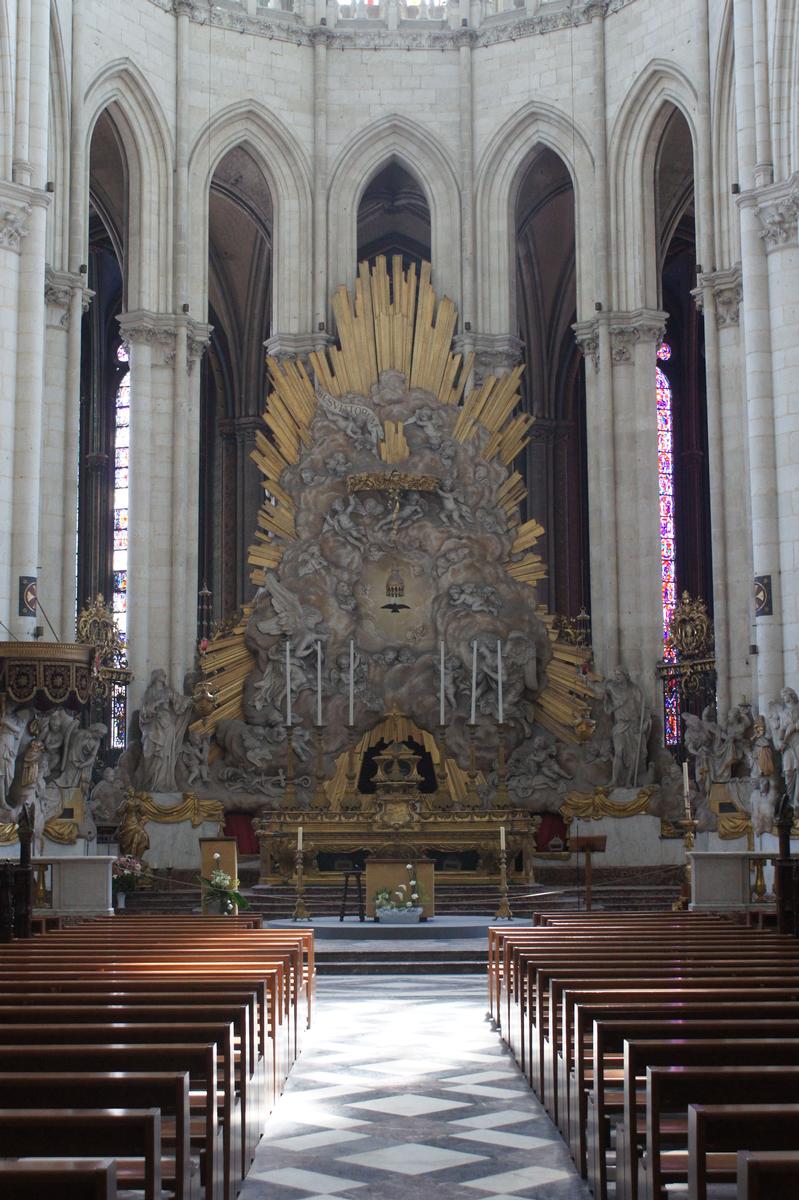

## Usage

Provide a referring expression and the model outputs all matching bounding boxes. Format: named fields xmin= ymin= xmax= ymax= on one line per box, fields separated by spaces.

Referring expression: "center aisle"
xmin=242 ymin=975 xmax=589 ymax=1200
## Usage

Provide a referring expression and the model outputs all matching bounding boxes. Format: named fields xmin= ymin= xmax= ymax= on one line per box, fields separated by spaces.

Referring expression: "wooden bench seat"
xmin=586 ymin=1020 xmax=799 ymax=1200
xmin=0 ymin=1044 xmax=221 ymax=1200
xmin=737 ymin=1149 xmax=799 ymax=1198
xmin=639 ymin=1065 xmax=799 ymax=1200
xmin=0 ymin=1158 xmax=117 ymax=1199
xmin=0 ymin=1108 xmax=161 ymax=1200
xmin=0 ymin=1071 xmax=196 ymax=1200
xmin=687 ymin=1103 xmax=799 ymax=1200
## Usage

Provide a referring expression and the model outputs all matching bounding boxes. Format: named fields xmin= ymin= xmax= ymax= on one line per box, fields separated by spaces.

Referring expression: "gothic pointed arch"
xmin=711 ymin=0 xmax=740 ymax=267
xmin=327 ymin=114 xmax=461 ymax=305
xmin=608 ymin=60 xmax=700 ymax=311
xmin=187 ymin=100 xmax=312 ymax=333
xmin=474 ymin=101 xmax=595 ymax=334
xmin=47 ymin=0 xmax=70 ymax=268
xmin=84 ymin=59 xmax=174 ymax=311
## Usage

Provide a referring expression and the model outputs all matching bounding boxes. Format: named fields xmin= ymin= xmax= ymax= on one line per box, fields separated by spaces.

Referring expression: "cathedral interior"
xmin=2 ymin=1 xmax=799 ymax=1197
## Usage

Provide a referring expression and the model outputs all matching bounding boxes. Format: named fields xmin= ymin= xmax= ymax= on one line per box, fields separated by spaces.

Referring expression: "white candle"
xmin=500 ymin=825 xmax=506 ymax=852
xmin=285 ymin=640 xmax=292 ymax=726
xmin=682 ymin=761 xmax=690 ymax=813
xmin=470 ymin=641 xmax=477 ymax=724
xmin=497 ymin=639 xmax=504 ymax=723
xmin=316 ymin=641 xmax=323 ymax=727
xmin=439 ymin=641 xmax=445 ymax=726
xmin=297 ymin=825 xmax=303 ymax=851
xmin=348 ymin=639 xmax=355 ymax=726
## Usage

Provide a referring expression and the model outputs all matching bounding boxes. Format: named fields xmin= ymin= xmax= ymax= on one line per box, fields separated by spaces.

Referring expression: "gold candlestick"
xmin=495 ymin=721 xmax=509 ymax=808
xmin=435 ymin=724 xmax=448 ymax=795
xmin=495 ymin=846 xmax=513 ymax=919
xmin=466 ymin=722 xmax=479 ymax=807
xmin=311 ymin=724 xmax=329 ymax=811
xmin=282 ymin=724 xmax=296 ymax=810
xmin=343 ymin=724 xmax=359 ymax=809
xmin=292 ymin=845 xmax=311 ymax=921
xmin=673 ymin=815 xmax=697 ymax=910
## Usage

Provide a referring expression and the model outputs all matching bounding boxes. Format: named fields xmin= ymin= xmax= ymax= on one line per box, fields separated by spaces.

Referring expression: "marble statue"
xmin=0 ymin=702 xmax=28 ymax=807
xmin=600 ymin=667 xmax=651 ymax=788
xmin=59 ymin=722 xmax=107 ymax=792
xmin=770 ymin=686 xmax=799 ymax=808
xmin=138 ymin=668 xmax=194 ymax=792
xmin=181 ymin=729 xmax=210 ymax=786
xmin=216 ymin=718 xmax=281 ymax=773
xmin=39 ymin=707 xmax=80 ymax=779
xmin=504 ymin=736 xmax=573 ymax=811
xmin=118 ymin=790 xmax=150 ymax=860
xmin=315 ymin=381 xmax=383 ymax=451
xmin=90 ymin=767 xmax=126 ymax=822
xmin=323 ymin=495 xmax=367 ymax=547
xmin=254 ymin=572 xmax=330 ymax=658
xmin=436 ymin=478 xmax=474 ymax=530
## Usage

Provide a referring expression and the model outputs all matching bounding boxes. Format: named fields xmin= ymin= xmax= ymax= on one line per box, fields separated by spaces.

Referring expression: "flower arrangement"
xmin=112 ymin=855 xmax=142 ymax=894
xmin=374 ymin=862 xmax=422 ymax=915
xmin=199 ymin=853 xmax=250 ymax=914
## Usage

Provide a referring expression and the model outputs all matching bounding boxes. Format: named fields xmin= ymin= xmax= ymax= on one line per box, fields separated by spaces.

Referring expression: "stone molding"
xmin=691 ymin=263 xmax=742 ymax=327
xmin=741 ymin=174 xmax=799 ymax=252
xmin=453 ymin=332 xmax=524 ymax=381
xmin=264 ymin=331 xmax=335 ymax=362
xmin=118 ymin=310 xmax=212 ymax=371
xmin=572 ymin=318 xmax=599 ymax=369
xmin=142 ymin=0 xmax=636 ymax=50
xmin=608 ymin=308 xmax=667 ymax=363
xmin=44 ymin=267 xmax=94 ymax=329
xmin=0 ymin=181 xmax=35 ymax=255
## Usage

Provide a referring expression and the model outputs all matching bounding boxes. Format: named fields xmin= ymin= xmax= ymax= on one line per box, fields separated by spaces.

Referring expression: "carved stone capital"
xmin=572 ymin=319 xmax=599 ymax=369
xmin=742 ymin=174 xmax=799 ymax=251
xmin=0 ymin=203 xmax=31 ymax=254
xmin=692 ymin=263 xmax=742 ymax=327
xmin=309 ymin=25 xmax=334 ymax=47
xmin=187 ymin=320 xmax=213 ymax=373
xmin=117 ymin=310 xmax=178 ymax=365
xmin=173 ymin=0 xmax=196 ymax=16
xmin=265 ymin=331 xmax=335 ymax=363
xmin=608 ymin=308 xmax=668 ymax=363
xmin=44 ymin=267 xmax=93 ymax=329
xmin=459 ymin=332 xmax=524 ymax=384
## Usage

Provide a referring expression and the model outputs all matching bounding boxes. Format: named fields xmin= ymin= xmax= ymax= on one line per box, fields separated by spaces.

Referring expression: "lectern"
xmin=569 ymin=835 xmax=607 ymax=912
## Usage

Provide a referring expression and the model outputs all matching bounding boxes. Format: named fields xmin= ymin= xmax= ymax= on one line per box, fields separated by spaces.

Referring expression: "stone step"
xmin=316 ymin=958 xmax=485 ymax=975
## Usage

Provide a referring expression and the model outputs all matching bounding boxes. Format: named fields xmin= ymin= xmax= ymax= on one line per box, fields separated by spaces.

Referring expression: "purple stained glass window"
xmin=113 ymin=345 xmax=130 ymax=642
xmin=658 ymin=341 xmax=681 ymax=743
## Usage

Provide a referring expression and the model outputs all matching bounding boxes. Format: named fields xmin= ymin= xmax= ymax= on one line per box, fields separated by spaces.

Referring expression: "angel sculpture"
xmin=314 ymin=379 xmax=383 ymax=452
xmin=254 ymin=571 xmax=330 ymax=661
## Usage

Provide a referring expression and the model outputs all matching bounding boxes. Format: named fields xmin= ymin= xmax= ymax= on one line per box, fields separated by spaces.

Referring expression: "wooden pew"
xmin=640 ymin=1065 xmax=799 ymax=1200
xmin=0 ymin=1001 xmax=256 ymax=1172
xmin=0 ymin=1159 xmax=117 ymax=1199
xmin=610 ymin=1040 xmax=799 ymax=1200
xmin=0 ymin=1024 xmax=236 ymax=1200
xmin=687 ymin=1103 xmax=799 ymax=1200
xmin=0 ymin=1108 xmax=160 ymax=1200
xmin=737 ymin=1149 xmax=799 ymax=1198
xmin=586 ymin=1020 xmax=799 ymax=1200
xmin=0 ymin=1071 xmax=194 ymax=1200
xmin=0 ymin=1044 xmax=221 ymax=1200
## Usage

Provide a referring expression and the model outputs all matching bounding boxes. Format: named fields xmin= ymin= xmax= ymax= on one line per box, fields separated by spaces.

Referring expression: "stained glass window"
xmin=113 ymin=345 xmax=130 ymax=646
xmin=657 ymin=342 xmax=680 ymax=743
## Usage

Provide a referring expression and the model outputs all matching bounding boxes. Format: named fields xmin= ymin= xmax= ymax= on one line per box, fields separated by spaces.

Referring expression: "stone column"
xmin=456 ymin=332 xmax=523 ymax=386
xmin=0 ymin=190 xmax=28 ymax=631
xmin=750 ymin=177 xmax=799 ymax=692
xmin=311 ymin=28 xmax=330 ymax=333
xmin=693 ymin=266 xmax=751 ymax=705
xmin=40 ymin=268 xmax=91 ymax=639
xmin=456 ymin=27 xmax=477 ymax=335
xmin=607 ymin=308 xmax=668 ymax=700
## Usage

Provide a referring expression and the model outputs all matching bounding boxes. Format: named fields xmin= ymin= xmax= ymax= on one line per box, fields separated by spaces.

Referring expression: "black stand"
xmin=340 ymin=869 xmax=365 ymax=923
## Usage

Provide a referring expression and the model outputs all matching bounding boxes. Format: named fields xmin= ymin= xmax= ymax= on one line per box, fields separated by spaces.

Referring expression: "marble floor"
xmin=242 ymin=976 xmax=590 ymax=1200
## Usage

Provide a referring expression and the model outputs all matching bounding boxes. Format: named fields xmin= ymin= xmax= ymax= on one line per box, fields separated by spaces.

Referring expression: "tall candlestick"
xmin=497 ymin=639 xmax=503 ymax=723
xmin=439 ymin=641 xmax=445 ymax=726
xmin=285 ymin=640 xmax=292 ymax=726
xmin=470 ymin=640 xmax=477 ymax=724
xmin=348 ymin=639 xmax=355 ymax=726
xmin=297 ymin=825 xmax=303 ymax=851
xmin=316 ymin=641 xmax=322 ymax=727
xmin=500 ymin=825 xmax=505 ymax=852
xmin=682 ymin=761 xmax=691 ymax=815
